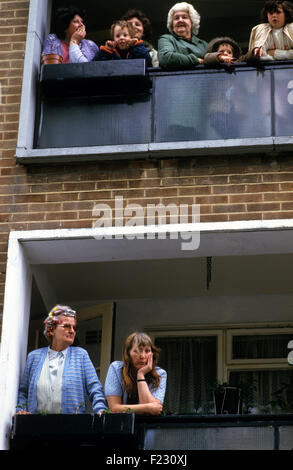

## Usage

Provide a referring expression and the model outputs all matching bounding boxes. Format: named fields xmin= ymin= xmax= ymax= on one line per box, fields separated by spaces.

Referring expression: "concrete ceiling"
xmin=31 ymin=253 xmax=293 ymax=311
xmin=24 ymin=223 xmax=293 ymax=317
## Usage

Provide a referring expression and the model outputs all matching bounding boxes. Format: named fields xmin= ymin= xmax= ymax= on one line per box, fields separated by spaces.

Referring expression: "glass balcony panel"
xmin=34 ymin=63 xmax=293 ymax=157
xmin=274 ymin=68 xmax=293 ymax=137
xmin=37 ymin=95 xmax=152 ymax=148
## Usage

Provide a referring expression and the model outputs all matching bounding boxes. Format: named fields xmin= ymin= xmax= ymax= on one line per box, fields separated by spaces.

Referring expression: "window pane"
xmin=232 ymin=334 xmax=292 ymax=359
xmin=230 ymin=370 xmax=293 ymax=414
xmin=155 ymin=336 xmax=217 ymax=414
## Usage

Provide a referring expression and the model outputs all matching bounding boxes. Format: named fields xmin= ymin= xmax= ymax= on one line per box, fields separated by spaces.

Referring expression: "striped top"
xmin=16 ymin=346 xmax=107 ymax=414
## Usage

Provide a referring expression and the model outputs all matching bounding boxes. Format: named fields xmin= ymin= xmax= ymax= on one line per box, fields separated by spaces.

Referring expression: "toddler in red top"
xmin=94 ymin=20 xmax=152 ymax=66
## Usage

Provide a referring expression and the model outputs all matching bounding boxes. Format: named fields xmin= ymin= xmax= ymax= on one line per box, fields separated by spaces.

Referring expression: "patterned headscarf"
xmin=43 ymin=304 xmax=76 ymax=341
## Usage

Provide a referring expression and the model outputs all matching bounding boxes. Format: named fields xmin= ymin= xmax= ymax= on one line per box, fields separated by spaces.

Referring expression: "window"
xmin=227 ymin=329 xmax=293 ymax=413
xmin=152 ymin=325 xmax=293 ymax=414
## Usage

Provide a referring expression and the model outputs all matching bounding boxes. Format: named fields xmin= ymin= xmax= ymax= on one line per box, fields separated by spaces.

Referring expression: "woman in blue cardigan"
xmin=16 ymin=305 xmax=107 ymax=415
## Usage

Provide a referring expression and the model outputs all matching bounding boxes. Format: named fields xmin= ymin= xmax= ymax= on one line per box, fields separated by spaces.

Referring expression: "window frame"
xmin=226 ymin=327 xmax=293 ymax=367
xmin=150 ymin=322 xmax=293 ymax=385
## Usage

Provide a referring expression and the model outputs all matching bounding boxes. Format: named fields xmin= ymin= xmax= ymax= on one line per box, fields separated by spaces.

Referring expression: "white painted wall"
xmin=0 ymin=235 xmax=32 ymax=450
xmin=17 ymin=0 xmax=50 ymax=154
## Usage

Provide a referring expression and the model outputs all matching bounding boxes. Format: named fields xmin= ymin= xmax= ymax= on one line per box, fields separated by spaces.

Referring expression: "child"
xmin=204 ymin=37 xmax=242 ymax=66
xmin=248 ymin=0 xmax=293 ymax=61
xmin=94 ymin=20 xmax=152 ymax=66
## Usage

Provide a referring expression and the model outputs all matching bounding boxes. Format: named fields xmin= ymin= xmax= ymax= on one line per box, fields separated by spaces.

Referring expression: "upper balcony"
xmin=16 ymin=59 xmax=293 ymax=164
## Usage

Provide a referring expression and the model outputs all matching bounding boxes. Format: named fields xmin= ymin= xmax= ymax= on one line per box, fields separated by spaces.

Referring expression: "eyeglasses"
xmin=58 ymin=323 xmax=78 ymax=332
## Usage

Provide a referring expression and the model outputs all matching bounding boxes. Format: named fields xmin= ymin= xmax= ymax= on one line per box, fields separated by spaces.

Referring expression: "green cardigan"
xmin=158 ymin=32 xmax=208 ymax=68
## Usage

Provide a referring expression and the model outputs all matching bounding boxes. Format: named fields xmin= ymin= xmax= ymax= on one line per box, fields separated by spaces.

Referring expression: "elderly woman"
xmin=16 ymin=305 xmax=107 ymax=414
xmin=41 ymin=6 xmax=98 ymax=64
xmin=105 ymin=332 xmax=167 ymax=415
xmin=158 ymin=2 xmax=207 ymax=68
xmin=122 ymin=9 xmax=159 ymax=67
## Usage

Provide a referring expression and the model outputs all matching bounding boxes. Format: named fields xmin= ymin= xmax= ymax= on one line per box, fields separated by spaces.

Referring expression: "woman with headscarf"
xmin=16 ymin=305 xmax=106 ymax=414
xmin=104 ymin=332 xmax=167 ymax=415
xmin=158 ymin=2 xmax=207 ymax=68
xmin=41 ymin=6 xmax=98 ymax=64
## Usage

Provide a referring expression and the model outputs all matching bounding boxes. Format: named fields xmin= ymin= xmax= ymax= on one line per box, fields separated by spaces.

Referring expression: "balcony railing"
xmin=17 ymin=60 xmax=293 ymax=164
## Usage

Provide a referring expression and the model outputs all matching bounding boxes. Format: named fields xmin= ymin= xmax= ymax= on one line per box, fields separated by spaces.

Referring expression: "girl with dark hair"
xmin=41 ymin=6 xmax=98 ymax=63
xmin=104 ymin=332 xmax=167 ymax=414
xmin=248 ymin=0 xmax=293 ymax=60
xmin=122 ymin=9 xmax=159 ymax=67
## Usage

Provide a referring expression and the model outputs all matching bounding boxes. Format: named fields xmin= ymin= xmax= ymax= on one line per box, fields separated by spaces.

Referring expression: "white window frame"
xmin=226 ymin=327 xmax=293 ymax=366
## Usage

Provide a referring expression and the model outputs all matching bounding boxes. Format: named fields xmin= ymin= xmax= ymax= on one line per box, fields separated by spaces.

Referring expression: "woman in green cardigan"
xmin=158 ymin=2 xmax=207 ymax=68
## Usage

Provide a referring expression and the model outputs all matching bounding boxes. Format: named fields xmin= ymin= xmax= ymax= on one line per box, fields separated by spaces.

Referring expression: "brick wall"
xmin=1 ymin=1 xmax=293 ymax=330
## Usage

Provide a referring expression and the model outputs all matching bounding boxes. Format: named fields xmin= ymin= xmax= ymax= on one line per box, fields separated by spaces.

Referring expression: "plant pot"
xmin=41 ymin=53 xmax=63 ymax=65
xmin=95 ymin=413 xmax=135 ymax=435
xmin=214 ymin=387 xmax=242 ymax=414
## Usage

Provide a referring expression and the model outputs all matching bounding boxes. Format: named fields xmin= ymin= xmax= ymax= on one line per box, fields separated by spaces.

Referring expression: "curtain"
xmin=230 ymin=369 xmax=293 ymax=412
xmin=155 ymin=336 xmax=217 ymax=414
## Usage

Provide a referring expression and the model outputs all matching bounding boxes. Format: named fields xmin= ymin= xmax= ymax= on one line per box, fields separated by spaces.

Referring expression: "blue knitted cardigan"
xmin=16 ymin=346 xmax=107 ymax=414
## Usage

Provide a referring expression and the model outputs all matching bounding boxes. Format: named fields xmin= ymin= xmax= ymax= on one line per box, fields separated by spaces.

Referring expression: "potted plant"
xmin=41 ymin=54 xmax=63 ymax=65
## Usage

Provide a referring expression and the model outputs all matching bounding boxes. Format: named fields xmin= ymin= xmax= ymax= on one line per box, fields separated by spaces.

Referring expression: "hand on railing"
xmin=218 ymin=54 xmax=237 ymax=66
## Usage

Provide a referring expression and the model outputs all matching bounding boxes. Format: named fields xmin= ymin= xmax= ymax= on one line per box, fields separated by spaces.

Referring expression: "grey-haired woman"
xmin=16 ymin=305 xmax=106 ymax=415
